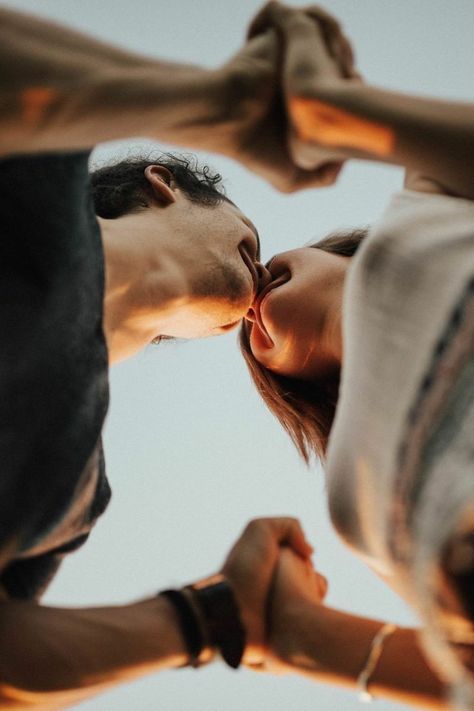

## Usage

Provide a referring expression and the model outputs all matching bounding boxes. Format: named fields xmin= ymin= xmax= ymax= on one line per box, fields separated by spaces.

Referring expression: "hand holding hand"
xmin=221 ymin=517 xmax=313 ymax=664
xmin=247 ymin=1 xmax=362 ymax=172
xmin=215 ymin=31 xmax=342 ymax=192
xmin=261 ymin=546 xmax=329 ymax=672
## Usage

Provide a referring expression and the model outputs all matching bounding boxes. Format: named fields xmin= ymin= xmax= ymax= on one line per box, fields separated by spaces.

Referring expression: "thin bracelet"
xmin=357 ymin=623 xmax=397 ymax=702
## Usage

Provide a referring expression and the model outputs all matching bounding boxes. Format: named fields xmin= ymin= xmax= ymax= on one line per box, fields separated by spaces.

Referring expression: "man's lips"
xmin=239 ymin=245 xmax=259 ymax=300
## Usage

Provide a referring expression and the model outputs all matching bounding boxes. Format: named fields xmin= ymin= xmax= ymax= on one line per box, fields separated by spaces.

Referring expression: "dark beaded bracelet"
xmin=160 ymin=588 xmax=206 ymax=667
xmin=187 ymin=575 xmax=246 ymax=669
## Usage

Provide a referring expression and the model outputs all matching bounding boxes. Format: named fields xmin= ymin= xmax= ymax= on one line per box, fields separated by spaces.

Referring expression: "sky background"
xmin=6 ymin=1 xmax=474 ymax=710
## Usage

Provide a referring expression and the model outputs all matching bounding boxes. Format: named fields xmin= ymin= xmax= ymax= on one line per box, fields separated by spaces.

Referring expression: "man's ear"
xmin=144 ymin=165 xmax=177 ymax=206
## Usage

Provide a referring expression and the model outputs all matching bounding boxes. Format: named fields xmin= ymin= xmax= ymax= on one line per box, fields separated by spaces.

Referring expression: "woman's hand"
xmin=221 ymin=517 xmax=313 ymax=664
xmin=262 ymin=547 xmax=329 ymax=672
xmin=257 ymin=549 xmax=447 ymax=709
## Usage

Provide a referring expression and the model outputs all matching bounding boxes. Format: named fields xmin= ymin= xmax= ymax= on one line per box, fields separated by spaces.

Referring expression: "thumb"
xmin=261 ymin=517 xmax=314 ymax=558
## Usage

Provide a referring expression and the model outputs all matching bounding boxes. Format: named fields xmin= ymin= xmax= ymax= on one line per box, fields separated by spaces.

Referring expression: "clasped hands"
xmin=221 ymin=516 xmax=328 ymax=671
xmin=212 ymin=1 xmax=361 ymax=192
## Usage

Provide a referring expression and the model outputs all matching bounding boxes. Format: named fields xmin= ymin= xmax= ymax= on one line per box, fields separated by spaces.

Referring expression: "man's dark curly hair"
xmin=90 ymin=153 xmax=226 ymax=218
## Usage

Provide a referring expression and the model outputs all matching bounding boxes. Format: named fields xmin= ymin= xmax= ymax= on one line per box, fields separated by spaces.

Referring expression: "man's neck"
xmin=98 ymin=215 xmax=188 ymax=363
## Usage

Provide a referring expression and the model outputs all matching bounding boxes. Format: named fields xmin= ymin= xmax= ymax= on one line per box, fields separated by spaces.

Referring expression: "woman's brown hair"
xmin=240 ymin=227 xmax=369 ymax=463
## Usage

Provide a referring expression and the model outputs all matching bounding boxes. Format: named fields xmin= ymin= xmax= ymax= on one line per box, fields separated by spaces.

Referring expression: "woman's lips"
xmin=250 ymin=318 xmax=274 ymax=350
xmin=250 ymin=272 xmax=290 ymax=350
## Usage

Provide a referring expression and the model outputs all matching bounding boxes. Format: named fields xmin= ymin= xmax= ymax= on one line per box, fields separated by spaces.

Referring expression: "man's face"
xmin=153 ymin=198 xmax=265 ymax=339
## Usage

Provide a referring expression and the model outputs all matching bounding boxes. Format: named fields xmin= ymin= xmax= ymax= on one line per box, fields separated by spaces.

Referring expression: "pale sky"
xmin=5 ymin=1 xmax=474 ymax=710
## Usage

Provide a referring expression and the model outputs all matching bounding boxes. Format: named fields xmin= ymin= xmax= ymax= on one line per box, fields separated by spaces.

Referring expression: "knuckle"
xmin=245 ymin=517 xmax=263 ymax=532
xmin=306 ymin=5 xmax=341 ymax=31
xmin=276 ymin=179 xmax=297 ymax=194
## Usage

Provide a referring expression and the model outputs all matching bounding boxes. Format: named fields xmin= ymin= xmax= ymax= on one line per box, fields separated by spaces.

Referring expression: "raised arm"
xmin=249 ymin=2 xmax=474 ymax=199
xmin=0 ymin=6 xmax=225 ymax=157
xmin=0 ymin=6 xmax=345 ymax=192
xmin=264 ymin=549 xmax=447 ymax=710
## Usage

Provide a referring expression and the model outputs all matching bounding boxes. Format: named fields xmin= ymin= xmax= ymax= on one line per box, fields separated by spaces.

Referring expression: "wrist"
xmin=135 ymin=596 xmax=190 ymax=668
xmin=289 ymin=79 xmax=396 ymax=161
xmin=141 ymin=63 xmax=233 ymax=151
xmin=270 ymin=599 xmax=332 ymax=674
xmin=271 ymin=602 xmax=386 ymax=685
xmin=158 ymin=575 xmax=246 ymax=670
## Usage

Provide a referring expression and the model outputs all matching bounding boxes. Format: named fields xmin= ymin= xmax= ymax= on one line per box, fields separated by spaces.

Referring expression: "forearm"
xmin=273 ymin=603 xmax=447 ymax=709
xmin=0 ymin=7 xmax=228 ymax=156
xmin=290 ymin=81 xmax=474 ymax=199
xmin=0 ymin=596 xmax=187 ymax=709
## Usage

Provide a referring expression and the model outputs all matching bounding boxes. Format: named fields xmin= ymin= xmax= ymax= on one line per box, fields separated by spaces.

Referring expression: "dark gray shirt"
xmin=0 ymin=151 xmax=111 ymax=599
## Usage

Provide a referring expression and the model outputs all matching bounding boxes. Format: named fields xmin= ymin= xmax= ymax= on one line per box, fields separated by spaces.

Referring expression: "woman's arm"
xmin=266 ymin=549 xmax=447 ymax=710
xmin=249 ymin=3 xmax=474 ymax=199
xmin=291 ymin=82 xmax=474 ymax=200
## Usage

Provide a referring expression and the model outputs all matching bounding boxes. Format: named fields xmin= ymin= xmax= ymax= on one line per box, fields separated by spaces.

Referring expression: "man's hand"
xmin=221 ymin=517 xmax=313 ymax=663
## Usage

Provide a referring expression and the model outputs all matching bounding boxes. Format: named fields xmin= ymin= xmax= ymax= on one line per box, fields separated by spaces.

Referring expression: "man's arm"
xmin=0 ymin=7 xmax=226 ymax=157
xmin=0 ymin=596 xmax=187 ymax=709
xmin=265 ymin=550 xmax=447 ymax=710
xmin=249 ymin=2 xmax=474 ymax=200
xmin=0 ymin=6 xmax=351 ymax=192
xmin=0 ymin=518 xmax=312 ymax=709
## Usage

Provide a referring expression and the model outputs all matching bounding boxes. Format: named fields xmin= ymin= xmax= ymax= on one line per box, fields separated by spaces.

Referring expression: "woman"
xmin=241 ymin=210 xmax=474 ymax=707
xmin=239 ymin=3 xmax=474 ymax=709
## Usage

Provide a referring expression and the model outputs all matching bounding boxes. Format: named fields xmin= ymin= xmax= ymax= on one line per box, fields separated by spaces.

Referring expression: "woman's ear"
xmin=144 ymin=165 xmax=177 ymax=205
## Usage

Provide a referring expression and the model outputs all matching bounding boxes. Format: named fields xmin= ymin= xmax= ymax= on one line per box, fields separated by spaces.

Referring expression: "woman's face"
xmin=244 ymin=246 xmax=348 ymax=380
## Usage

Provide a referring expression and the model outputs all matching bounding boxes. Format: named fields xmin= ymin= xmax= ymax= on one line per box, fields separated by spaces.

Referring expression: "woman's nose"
xmin=245 ymin=262 xmax=273 ymax=322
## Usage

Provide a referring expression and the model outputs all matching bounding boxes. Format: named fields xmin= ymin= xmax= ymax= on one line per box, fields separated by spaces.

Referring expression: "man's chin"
xmin=218 ymin=319 xmax=242 ymax=334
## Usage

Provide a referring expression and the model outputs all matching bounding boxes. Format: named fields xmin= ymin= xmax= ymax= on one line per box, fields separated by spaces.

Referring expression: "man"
xmin=0 ymin=0 xmax=347 ymax=703
xmin=1 ymin=120 xmax=311 ymax=706
xmin=94 ymin=155 xmax=269 ymax=360
xmin=0 ymin=3 xmax=320 ymax=705
xmin=1 ymin=145 xmax=271 ymax=592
